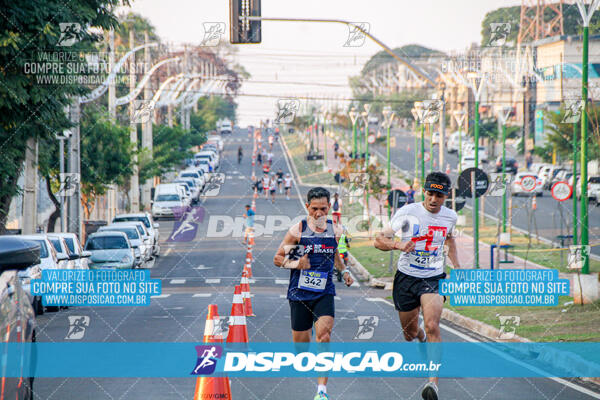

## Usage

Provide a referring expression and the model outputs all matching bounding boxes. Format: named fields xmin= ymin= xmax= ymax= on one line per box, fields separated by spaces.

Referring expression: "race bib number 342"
xmin=298 ymin=270 xmax=328 ymax=292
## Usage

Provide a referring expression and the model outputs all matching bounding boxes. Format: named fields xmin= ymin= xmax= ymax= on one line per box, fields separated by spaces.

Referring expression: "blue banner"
xmin=3 ymin=342 xmax=599 ymax=378
xmin=439 ymin=269 xmax=569 ymax=306
xmin=30 ymin=269 xmax=161 ymax=306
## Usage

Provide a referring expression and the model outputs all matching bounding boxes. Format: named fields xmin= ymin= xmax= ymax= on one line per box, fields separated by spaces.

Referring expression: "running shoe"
xmin=421 ymin=382 xmax=438 ymax=400
xmin=313 ymin=391 xmax=329 ymax=400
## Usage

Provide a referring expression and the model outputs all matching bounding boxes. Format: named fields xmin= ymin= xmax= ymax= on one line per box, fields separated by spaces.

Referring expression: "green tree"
xmin=0 ymin=0 xmax=122 ymax=231
xmin=138 ymin=124 xmax=194 ymax=182
xmin=80 ymin=111 xmax=133 ymax=219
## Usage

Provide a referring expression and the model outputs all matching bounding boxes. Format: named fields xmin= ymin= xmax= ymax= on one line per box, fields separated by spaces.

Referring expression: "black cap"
xmin=424 ymin=172 xmax=451 ymax=195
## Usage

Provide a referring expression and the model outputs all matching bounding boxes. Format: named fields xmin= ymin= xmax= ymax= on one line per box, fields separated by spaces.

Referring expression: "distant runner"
xmin=262 ymin=173 xmax=270 ymax=199
xmin=274 ymin=187 xmax=353 ymax=400
xmin=330 ymin=192 xmax=342 ymax=225
xmin=276 ymin=168 xmax=284 ymax=194
xmin=374 ymin=172 xmax=461 ymax=400
xmin=269 ymin=173 xmax=278 ymax=204
xmin=284 ymin=173 xmax=293 ymax=200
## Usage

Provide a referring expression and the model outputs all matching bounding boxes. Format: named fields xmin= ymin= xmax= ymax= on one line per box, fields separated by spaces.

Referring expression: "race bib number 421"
xmin=298 ymin=270 xmax=328 ymax=292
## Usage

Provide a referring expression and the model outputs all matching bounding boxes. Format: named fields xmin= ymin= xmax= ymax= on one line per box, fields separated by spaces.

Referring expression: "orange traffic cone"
xmin=248 ymin=231 xmax=255 ymax=246
xmin=203 ymin=304 xmax=223 ymax=343
xmin=245 ymin=250 xmax=253 ymax=263
xmin=243 ymin=262 xmax=253 ymax=278
xmin=446 ymin=163 xmax=451 ymax=175
xmin=226 ymin=285 xmax=249 ymax=343
xmin=532 ymin=195 xmax=537 ymax=210
xmin=193 ymin=305 xmax=231 ymax=400
xmin=240 ymin=271 xmax=255 ymax=317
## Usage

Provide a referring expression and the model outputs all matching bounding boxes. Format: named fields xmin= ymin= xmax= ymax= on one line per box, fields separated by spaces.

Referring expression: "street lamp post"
xmin=414 ymin=102 xmax=426 ymax=201
xmin=363 ymin=103 xmax=372 ymax=167
xmin=575 ymin=0 xmax=600 ymax=274
xmin=498 ymin=107 xmax=512 ymax=234
xmin=411 ymin=108 xmax=420 ymax=186
xmin=382 ymin=106 xmax=395 ymax=195
xmin=349 ymin=107 xmax=358 ymax=159
xmin=453 ymin=110 xmax=467 ymax=175
xmin=467 ymin=71 xmax=487 ymax=269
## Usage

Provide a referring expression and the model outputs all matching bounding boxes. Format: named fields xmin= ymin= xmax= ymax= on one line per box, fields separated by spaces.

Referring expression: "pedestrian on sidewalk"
xmin=333 ymin=141 xmax=339 ymax=159
xmin=330 ymin=192 xmax=342 ymax=225
xmin=374 ymin=172 xmax=461 ymax=400
xmin=526 ymin=151 xmax=533 ymax=170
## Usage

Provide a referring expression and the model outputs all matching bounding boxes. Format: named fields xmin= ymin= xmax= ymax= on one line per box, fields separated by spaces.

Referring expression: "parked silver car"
xmin=84 ymin=231 xmax=135 ymax=269
xmin=113 ymin=213 xmax=160 ymax=257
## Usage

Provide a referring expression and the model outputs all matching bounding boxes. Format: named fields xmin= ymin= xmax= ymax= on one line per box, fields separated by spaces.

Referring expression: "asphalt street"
xmin=32 ymin=128 xmax=600 ymax=400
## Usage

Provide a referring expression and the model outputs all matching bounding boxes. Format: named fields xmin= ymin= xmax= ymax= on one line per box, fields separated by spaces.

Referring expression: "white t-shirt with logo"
xmin=389 ymin=202 xmax=457 ymax=278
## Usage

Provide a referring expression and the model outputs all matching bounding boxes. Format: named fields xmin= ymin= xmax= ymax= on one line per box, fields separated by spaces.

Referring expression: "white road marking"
xmin=334 ymin=296 xmax=341 ymax=301
xmin=194 ymin=265 xmax=212 ymax=270
xmin=275 ymin=279 xmax=289 ymax=285
xmin=164 ymin=248 xmax=173 ymax=256
xmin=169 ymin=279 xmax=185 ymax=284
xmin=279 ymin=294 xmax=287 ymax=299
xmin=193 ymin=293 xmax=212 ymax=297
xmin=248 ymin=279 xmax=256 ymax=284
xmin=206 ymin=278 xmax=221 ymax=284
xmin=151 ymin=294 xmax=171 ymax=299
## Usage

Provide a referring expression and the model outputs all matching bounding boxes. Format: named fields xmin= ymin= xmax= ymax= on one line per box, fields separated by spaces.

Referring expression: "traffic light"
xmin=230 ymin=0 xmax=261 ymax=44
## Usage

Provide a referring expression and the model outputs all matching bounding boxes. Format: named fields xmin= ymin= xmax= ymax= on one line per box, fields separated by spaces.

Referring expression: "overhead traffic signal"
xmin=229 ymin=0 xmax=261 ymax=44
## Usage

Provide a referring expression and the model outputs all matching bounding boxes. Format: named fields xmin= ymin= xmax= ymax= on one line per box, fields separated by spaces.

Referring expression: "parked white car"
xmin=98 ymin=225 xmax=148 ymax=267
xmin=511 ymin=172 xmax=543 ymax=196
xmin=11 ymin=234 xmax=67 ymax=313
xmin=447 ymin=131 xmax=470 ymax=154
xmin=460 ymin=156 xmax=476 ymax=171
xmin=47 ymin=234 xmax=78 ymax=269
xmin=113 ymin=213 xmax=160 ymax=257
xmin=179 ymin=169 xmax=205 ymax=191
xmin=51 ymin=232 xmax=90 ymax=269
xmin=463 ymin=144 xmax=488 ymax=163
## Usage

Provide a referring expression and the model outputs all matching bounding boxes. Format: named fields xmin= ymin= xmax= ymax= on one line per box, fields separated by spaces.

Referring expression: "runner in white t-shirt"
xmin=284 ymin=173 xmax=293 ymax=200
xmin=374 ymin=172 xmax=461 ymax=400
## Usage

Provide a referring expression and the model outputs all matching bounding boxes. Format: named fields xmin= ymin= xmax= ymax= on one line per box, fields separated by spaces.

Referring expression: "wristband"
xmin=340 ymin=268 xmax=349 ymax=275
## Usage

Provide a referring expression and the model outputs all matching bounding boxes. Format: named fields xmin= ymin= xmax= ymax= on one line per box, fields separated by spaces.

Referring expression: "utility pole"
xmin=22 ymin=137 xmax=38 ymax=234
xmin=67 ymin=101 xmax=81 ymax=238
xmin=141 ymin=31 xmax=153 ymax=210
xmin=128 ymin=29 xmax=140 ymax=212
xmin=108 ymin=29 xmax=116 ymax=121
xmin=439 ymin=83 xmax=446 ymax=172
xmin=107 ymin=28 xmax=117 ymax=222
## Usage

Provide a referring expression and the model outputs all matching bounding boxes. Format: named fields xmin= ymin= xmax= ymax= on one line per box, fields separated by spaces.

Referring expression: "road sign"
xmin=457 ymin=168 xmax=489 ymax=198
xmin=445 ymin=190 xmax=466 ymax=212
xmin=368 ymin=134 xmax=376 ymax=144
xmin=520 ymin=175 xmax=537 ymax=192
xmin=387 ymin=189 xmax=407 ymax=210
xmin=551 ymin=181 xmax=572 ymax=201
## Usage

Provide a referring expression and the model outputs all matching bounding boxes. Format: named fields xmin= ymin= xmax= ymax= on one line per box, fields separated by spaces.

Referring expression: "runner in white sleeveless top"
xmin=284 ymin=173 xmax=293 ymax=200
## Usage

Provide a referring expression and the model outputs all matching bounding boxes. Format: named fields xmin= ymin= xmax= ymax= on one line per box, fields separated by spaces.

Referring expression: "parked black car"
xmin=495 ymin=157 xmax=519 ymax=174
xmin=0 ymin=236 xmax=38 ymax=400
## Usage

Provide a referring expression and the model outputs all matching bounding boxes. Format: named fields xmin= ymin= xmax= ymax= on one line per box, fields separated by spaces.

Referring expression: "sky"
xmin=128 ymin=0 xmax=523 ymax=126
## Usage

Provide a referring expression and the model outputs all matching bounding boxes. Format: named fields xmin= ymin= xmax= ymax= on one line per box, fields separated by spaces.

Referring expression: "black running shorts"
xmin=289 ymin=294 xmax=335 ymax=331
xmin=392 ymin=270 xmax=446 ymax=312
